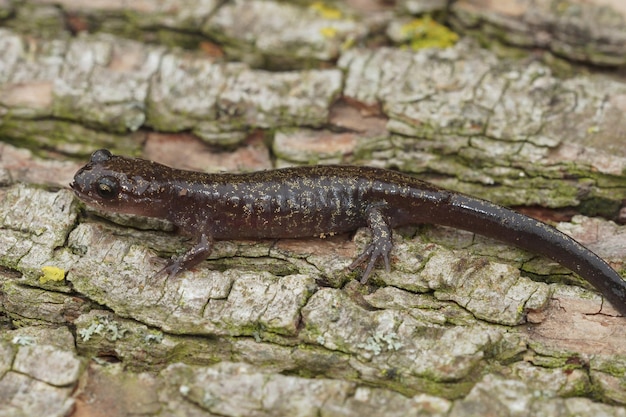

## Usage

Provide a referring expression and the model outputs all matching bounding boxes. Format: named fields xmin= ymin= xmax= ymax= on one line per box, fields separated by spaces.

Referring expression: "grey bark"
xmin=2 ymin=1 xmax=626 ymax=416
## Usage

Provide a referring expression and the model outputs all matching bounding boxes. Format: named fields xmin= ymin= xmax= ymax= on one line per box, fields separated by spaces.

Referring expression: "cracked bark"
xmin=2 ymin=1 xmax=626 ymax=416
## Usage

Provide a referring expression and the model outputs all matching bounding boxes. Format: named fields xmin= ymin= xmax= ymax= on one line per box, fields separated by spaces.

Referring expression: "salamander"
xmin=70 ymin=149 xmax=626 ymax=315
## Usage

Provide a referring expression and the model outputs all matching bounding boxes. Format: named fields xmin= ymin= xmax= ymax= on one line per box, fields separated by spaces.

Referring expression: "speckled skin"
xmin=71 ymin=149 xmax=626 ymax=315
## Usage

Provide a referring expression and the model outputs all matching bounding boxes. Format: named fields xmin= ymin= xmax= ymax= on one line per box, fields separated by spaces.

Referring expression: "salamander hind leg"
xmin=349 ymin=205 xmax=393 ymax=284
xmin=156 ymin=233 xmax=213 ymax=279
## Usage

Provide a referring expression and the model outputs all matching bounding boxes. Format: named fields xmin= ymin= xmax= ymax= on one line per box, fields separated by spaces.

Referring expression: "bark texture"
xmin=2 ymin=1 xmax=626 ymax=416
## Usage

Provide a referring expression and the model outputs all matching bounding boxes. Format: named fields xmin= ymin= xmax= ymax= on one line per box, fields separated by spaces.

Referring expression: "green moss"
xmin=527 ymin=341 xmax=586 ymax=369
xmin=0 ymin=117 xmax=142 ymax=158
xmin=290 ymin=341 xmax=481 ymax=399
xmin=6 ymin=2 xmax=68 ymax=39
xmin=163 ymin=333 xmax=236 ymax=364
xmin=0 ymin=253 xmax=19 ymax=271
xmin=565 ymin=375 xmax=594 ymax=398
xmin=375 ymin=373 xmax=478 ymax=399
xmin=153 ymin=29 xmax=208 ymax=50
xmin=577 ymin=197 xmax=622 ymax=219
xmin=590 ymin=356 xmax=626 ymax=378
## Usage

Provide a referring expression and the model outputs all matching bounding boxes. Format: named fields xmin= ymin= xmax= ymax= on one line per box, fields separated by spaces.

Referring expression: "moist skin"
xmin=71 ymin=149 xmax=626 ymax=316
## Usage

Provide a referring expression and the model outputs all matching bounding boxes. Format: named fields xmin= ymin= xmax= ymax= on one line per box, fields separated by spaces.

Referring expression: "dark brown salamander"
xmin=71 ymin=149 xmax=626 ymax=315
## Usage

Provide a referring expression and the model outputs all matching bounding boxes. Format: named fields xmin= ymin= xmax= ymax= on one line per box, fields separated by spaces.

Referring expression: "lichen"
xmin=39 ymin=266 xmax=65 ymax=284
xmin=356 ymin=331 xmax=404 ymax=355
xmin=309 ymin=2 xmax=343 ymax=20
xmin=79 ymin=316 xmax=129 ymax=342
xmin=397 ymin=16 xmax=459 ymax=50
xmin=11 ymin=336 xmax=36 ymax=346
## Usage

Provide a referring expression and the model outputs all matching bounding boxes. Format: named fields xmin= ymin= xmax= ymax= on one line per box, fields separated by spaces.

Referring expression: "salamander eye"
xmin=96 ymin=177 xmax=120 ymax=199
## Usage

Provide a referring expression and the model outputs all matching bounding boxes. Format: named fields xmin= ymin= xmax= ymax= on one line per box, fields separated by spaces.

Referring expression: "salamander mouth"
xmin=69 ymin=181 xmax=84 ymax=198
xmin=69 ymin=181 xmax=101 ymax=207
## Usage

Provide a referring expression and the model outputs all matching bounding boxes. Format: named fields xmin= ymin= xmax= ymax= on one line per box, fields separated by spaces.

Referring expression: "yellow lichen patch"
xmin=320 ymin=26 xmax=338 ymax=38
xmin=310 ymin=2 xmax=342 ymax=20
xmin=40 ymin=266 xmax=66 ymax=283
xmin=400 ymin=16 xmax=459 ymax=50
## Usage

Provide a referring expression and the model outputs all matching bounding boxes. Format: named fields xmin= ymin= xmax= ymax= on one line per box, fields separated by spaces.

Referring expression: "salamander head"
xmin=70 ymin=149 xmax=171 ymax=218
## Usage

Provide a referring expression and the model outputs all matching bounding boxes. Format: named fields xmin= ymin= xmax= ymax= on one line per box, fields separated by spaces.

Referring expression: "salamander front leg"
xmin=349 ymin=206 xmax=393 ymax=284
xmin=157 ymin=233 xmax=213 ymax=278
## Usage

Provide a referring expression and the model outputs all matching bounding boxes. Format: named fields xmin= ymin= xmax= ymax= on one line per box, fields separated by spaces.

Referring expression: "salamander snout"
xmin=70 ymin=149 xmax=132 ymax=210
xmin=70 ymin=149 xmax=170 ymax=217
xmin=70 ymin=149 xmax=116 ymax=198
xmin=70 ymin=163 xmax=123 ymax=208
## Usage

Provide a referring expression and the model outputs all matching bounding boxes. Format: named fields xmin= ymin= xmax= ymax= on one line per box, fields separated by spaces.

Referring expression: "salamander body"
xmin=70 ymin=149 xmax=626 ymax=315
